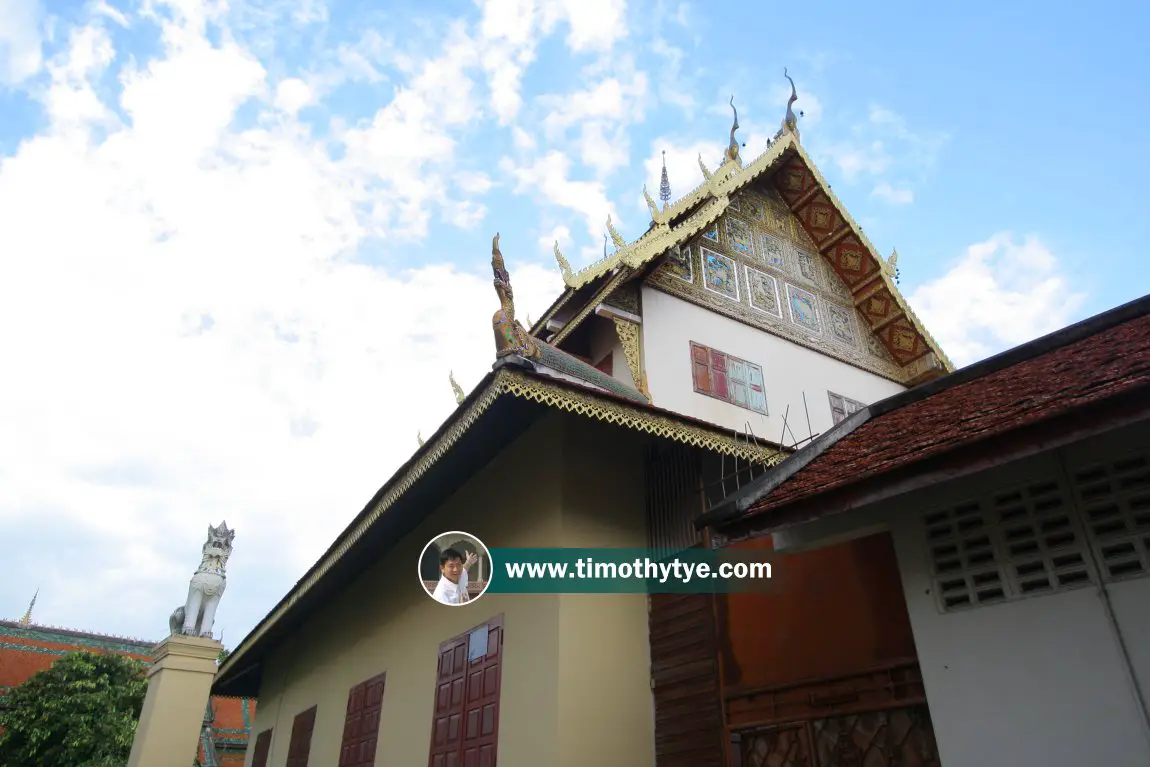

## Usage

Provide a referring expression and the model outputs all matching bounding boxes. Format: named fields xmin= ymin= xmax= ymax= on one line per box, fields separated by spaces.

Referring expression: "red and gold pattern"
xmin=771 ymin=154 xmax=937 ymax=369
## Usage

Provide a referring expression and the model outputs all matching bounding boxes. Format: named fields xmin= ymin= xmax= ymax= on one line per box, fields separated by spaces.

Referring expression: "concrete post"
xmin=127 ymin=634 xmax=222 ymax=767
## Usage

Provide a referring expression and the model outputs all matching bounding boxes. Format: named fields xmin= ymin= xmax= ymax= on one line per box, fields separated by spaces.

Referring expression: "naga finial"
xmin=449 ymin=370 xmax=465 ymax=404
xmin=417 ymin=431 xmax=424 ymax=446
xmin=603 ymin=233 xmax=608 ymax=259
xmin=553 ymin=240 xmax=573 ymax=281
xmin=698 ymin=153 xmax=713 ymax=182
xmin=607 ymin=214 xmax=626 ymax=249
xmin=781 ymin=68 xmax=800 ymax=141
xmin=726 ymin=95 xmax=741 ymax=163
xmin=643 ymin=185 xmax=659 ymax=220
xmin=491 ymin=233 xmax=541 ymax=360
xmin=888 ymin=248 xmax=901 ymax=284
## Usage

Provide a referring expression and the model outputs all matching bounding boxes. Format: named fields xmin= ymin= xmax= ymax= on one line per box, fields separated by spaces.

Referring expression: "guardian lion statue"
xmin=169 ymin=522 xmax=235 ymax=638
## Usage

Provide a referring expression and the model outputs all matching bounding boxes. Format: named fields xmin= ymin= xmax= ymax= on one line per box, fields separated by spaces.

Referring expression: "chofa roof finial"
xmin=726 ymin=96 xmax=741 ymax=163
xmin=449 ymin=370 xmax=465 ymax=404
xmin=781 ymin=68 xmax=800 ymax=142
xmin=18 ymin=588 xmax=38 ymax=627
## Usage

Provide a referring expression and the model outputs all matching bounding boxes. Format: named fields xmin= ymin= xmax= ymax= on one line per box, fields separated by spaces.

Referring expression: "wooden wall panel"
xmin=650 ymin=594 xmax=727 ymax=767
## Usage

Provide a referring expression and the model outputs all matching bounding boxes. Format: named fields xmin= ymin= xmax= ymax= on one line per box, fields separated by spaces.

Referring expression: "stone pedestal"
xmin=127 ymin=634 xmax=222 ymax=767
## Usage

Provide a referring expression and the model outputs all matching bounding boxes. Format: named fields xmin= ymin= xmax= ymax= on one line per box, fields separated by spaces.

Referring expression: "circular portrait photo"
xmin=418 ymin=531 xmax=493 ymax=606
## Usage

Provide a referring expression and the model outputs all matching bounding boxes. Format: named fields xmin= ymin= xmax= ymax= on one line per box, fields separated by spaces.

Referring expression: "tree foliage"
xmin=0 ymin=650 xmax=148 ymax=767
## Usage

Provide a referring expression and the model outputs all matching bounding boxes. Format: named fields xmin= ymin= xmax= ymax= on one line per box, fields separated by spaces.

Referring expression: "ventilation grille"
xmin=925 ymin=480 xmax=1092 ymax=612
xmin=1072 ymin=452 xmax=1150 ymax=581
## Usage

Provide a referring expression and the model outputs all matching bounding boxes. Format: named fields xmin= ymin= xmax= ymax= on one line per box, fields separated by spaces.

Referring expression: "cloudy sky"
xmin=1 ymin=0 xmax=1147 ymax=646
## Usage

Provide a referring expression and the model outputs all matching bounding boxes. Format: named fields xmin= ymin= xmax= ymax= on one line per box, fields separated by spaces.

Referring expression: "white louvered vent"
xmin=1072 ymin=452 xmax=1150 ymax=581
xmin=925 ymin=479 xmax=1093 ymax=613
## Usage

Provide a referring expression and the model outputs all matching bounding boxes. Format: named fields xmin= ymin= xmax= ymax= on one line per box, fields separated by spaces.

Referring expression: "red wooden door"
xmin=428 ymin=615 xmax=504 ymax=767
xmin=250 ymin=729 xmax=272 ymax=767
xmin=340 ymin=673 xmax=386 ymax=767
xmin=285 ymin=706 xmax=317 ymax=767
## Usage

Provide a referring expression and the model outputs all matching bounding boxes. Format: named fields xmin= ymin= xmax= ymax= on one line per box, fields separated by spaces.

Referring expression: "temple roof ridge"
xmin=0 ymin=618 xmax=157 ymax=647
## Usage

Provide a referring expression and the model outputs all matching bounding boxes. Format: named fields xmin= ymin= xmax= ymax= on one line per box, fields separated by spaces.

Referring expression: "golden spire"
xmin=449 ymin=370 xmax=465 ymax=404
xmin=781 ymin=68 xmax=801 ymax=142
xmin=659 ymin=150 xmax=672 ymax=208
xmin=18 ymin=588 xmax=37 ymax=626
xmin=553 ymin=241 xmax=573 ymax=282
xmin=725 ymin=96 xmax=741 ymax=164
xmin=606 ymin=215 xmax=626 ymax=250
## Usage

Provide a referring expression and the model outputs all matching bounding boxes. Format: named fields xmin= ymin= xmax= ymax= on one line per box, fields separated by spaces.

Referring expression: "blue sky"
xmin=0 ymin=0 xmax=1147 ymax=646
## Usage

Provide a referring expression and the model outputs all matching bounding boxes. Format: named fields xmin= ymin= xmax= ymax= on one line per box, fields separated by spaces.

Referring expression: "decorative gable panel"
xmin=648 ymin=183 xmax=903 ymax=381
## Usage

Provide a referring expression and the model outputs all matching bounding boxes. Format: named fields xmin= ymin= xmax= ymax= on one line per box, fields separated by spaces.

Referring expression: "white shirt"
xmin=432 ymin=568 xmax=469 ymax=605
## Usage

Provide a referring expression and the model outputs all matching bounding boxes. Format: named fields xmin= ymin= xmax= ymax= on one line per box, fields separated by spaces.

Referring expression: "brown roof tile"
xmin=744 ymin=310 xmax=1150 ymax=517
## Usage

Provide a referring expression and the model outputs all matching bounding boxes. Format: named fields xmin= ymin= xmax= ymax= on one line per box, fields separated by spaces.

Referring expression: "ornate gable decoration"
xmin=543 ymin=72 xmax=952 ymax=385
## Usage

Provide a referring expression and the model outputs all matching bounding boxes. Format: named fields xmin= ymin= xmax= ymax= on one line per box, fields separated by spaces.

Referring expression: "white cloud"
xmin=871 ymin=182 xmax=913 ymax=205
xmin=274 ymin=77 xmax=314 ymax=113
xmin=0 ymin=0 xmax=42 ymax=85
xmin=0 ymin=0 xmax=566 ymax=640
xmin=908 ymin=233 xmax=1086 ymax=367
xmin=501 ymin=150 xmax=618 ymax=249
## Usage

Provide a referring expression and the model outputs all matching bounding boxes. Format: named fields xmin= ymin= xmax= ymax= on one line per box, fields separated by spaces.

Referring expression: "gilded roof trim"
xmin=561 ymin=136 xmax=796 ymax=290
xmin=218 ymin=368 xmax=785 ymax=678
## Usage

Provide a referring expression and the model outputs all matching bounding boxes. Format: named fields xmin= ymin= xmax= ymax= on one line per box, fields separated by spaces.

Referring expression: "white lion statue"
xmin=169 ymin=522 xmax=235 ymax=638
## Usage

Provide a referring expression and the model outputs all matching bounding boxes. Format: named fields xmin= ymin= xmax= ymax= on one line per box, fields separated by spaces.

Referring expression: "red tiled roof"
xmin=744 ymin=310 xmax=1150 ymax=517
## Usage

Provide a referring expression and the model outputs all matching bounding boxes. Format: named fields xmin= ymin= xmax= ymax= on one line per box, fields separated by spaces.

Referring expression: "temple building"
xmin=210 ymin=74 xmax=977 ymax=767
xmin=0 ymin=608 xmax=255 ymax=765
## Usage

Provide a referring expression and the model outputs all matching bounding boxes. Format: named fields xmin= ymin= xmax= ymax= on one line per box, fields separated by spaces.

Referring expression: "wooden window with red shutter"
xmin=689 ymin=341 xmax=768 ymax=416
xmin=250 ymin=729 xmax=273 ymax=767
xmin=339 ymin=672 xmax=386 ymax=767
xmin=286 ymin=706 xmax=317 ymax=767
xmin=428 ymin=614 xmax=504 ymax=767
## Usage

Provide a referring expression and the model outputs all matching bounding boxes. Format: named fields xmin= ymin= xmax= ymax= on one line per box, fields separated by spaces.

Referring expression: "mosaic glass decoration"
xmin=795 ymin=248 xmax=822 ymax=286
xmin=863 ymin=318 xmax=888 ymax=359
xmin=725 ymin=216 xmax=754 ymax=258
xmin=746 ymin=267 xmax=782 ymax=318
xmin=824 ymin=302 xmax=857 ymax=347
xmin=764 ymin=193 xmax=792 ymax=234
xmin=701 ymin=247 xmax=739 ymax=301
xmin=701 ymin=224 xmax=719 ymax=242
xmin=665 ymin=245 xmax=694 ymax=283
xmin=787 ymin=283 xmax=821 ymax=333
xmin=759 ymin=232 xmax=789 ymax=271
xmin=728 ymin=196 xmax=741 ymax=212
xmin=740 ymin=195 xmax=763 ymax=222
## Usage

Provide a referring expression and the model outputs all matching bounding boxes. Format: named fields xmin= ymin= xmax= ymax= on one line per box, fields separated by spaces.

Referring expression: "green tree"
xmin=216 ymin=646 xmax=230 ymax=665
xmin=0 ymin=650 xmax=147 ymax=767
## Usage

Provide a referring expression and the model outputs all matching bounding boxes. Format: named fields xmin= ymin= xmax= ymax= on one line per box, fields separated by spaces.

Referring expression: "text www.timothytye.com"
xmin=503 ymin=557 xmax=771 ymax=584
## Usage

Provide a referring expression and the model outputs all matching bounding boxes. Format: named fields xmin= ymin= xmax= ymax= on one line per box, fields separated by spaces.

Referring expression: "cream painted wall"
xmin=557 ymin=417 xmax=655 ymax=767
xmin=244 ymin=412 xmax=656 ymax=767
xmin=587 ymin=316 xmax=637 ymax=391
xmin=640 ymin=286 xmax=905 ymax=440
